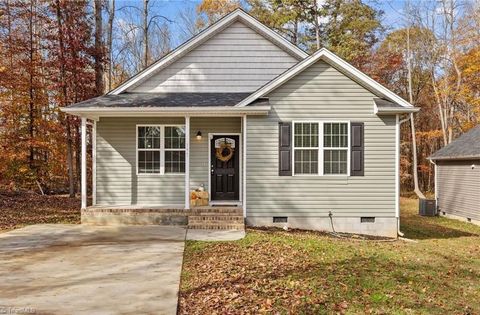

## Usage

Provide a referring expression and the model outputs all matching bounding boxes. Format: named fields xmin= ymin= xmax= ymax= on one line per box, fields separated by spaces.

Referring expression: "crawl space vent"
xmin=273 ymin=217 xmax=288 ymax=223
xmin=361 ymin=217 xmax=375 ymax=223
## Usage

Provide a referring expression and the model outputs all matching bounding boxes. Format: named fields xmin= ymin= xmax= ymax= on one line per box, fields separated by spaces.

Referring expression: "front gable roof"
xmin=109 ymin=9 xmax=308 ymax=95
xmin=237 ymin=48 xmax=418 ymax=112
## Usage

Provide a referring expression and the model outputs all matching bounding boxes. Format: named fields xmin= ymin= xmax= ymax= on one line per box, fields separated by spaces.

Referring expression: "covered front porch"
xmin=74 ymin=111 xmax=263 ymax=229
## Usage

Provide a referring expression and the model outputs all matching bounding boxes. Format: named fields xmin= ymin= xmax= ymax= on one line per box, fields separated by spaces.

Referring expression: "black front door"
xmin=211 ymin=135 xmax=240 ymax=201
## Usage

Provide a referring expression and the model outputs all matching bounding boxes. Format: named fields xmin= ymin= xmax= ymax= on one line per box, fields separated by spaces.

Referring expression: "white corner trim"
xmin=242 ymin=115 xmax=247 ymax=218
xmin=237 ymin=48 xmax=415 ymax=109
xmin=81 ymin=117 xmax=87 ymax=210
xmin=108 ymin=9 xmax=307 ymax=95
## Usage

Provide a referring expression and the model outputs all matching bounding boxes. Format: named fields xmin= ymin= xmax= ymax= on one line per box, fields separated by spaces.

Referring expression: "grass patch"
xmin=0 ymin=191 xmax=80 ymax=231
xmin=179 ymin=198 xmax=480 ymax=314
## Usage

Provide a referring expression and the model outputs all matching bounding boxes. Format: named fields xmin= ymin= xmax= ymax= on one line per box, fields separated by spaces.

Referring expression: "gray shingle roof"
xmin=429 ymin=125 xmax=480 ymax=160
xmin=66 ymin=93 xmax=268 ymax=108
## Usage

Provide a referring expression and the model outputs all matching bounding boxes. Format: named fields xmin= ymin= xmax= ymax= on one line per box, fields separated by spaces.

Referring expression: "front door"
xmin=211 ymin=135 xmax=240 ymax=201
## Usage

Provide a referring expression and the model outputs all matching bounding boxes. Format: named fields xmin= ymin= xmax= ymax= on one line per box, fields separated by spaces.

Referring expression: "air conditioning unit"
xmin=419 ymin=199 xmax=437 ymax=217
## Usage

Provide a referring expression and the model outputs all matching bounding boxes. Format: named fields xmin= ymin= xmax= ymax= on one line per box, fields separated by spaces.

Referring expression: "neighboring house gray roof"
xmin=66 ymin=93 xmax=269 ymax=108
xmin=429 ymin=125 xmax=480 ymax=160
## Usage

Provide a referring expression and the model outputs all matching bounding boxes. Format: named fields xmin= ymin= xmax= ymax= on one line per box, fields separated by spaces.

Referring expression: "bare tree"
xmin=116 ymin=1 xmax=172 ymax=73
xmin=94 ymin=0 xmax=104 ymax=95
xmin=106 ymin=0 xmax=115 ymax=91
xmin=406 ymin=22 xmax=425 ymax=199
xmin=143 ymin=0 xmax=149 ymax=69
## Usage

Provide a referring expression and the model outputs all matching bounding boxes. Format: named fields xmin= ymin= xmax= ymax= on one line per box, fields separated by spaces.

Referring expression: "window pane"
xmin=138 ymin=150 xmax=161 ymax=174
xmin=165 ymin=151 xmax=185 ymax=173
xmin=294 ymin=149 xmax=318 ymax=174
xmin=324 ymin=149 xmax=347 ymax=174
xmin=138 ymin=126 xmax=161 ymax=149
xmin=294 ymin=123 xmax=318 ymax=148
xmin=165 ymin=127 xmax=185 ymax=149
xmin=324 ymin=123 xmax=348 ymax=148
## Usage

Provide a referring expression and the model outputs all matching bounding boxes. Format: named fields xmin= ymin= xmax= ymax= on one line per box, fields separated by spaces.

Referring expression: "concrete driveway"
xmin=0 ymin=224 xmax=186 ymax=315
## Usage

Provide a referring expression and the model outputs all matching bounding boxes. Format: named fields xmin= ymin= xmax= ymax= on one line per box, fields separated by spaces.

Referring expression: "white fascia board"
xmin=108 ymin=9 xmax=307 ymax=95
xmin=237 ymin=48 xmax=415 ymax=109
xmin=374 ymin=102 xmax=420 ymax=114
xmin=61 ymin=106 xmax=271 ymax=117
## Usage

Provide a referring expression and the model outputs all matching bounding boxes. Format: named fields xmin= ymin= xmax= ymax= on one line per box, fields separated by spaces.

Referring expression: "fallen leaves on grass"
xmin=179 ymin=213 xmax=480 ymax=314
xmin=0 ymin=191 xmax=80 ymax=230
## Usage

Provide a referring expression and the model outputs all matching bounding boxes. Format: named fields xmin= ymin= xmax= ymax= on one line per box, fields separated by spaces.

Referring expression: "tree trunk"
xmin=143 ymin=0 xmax=149 ymax=68
xmin=312 ymin=0 xmax=320 ymax=50
xmin=107 ymin=0 xmax=115 ymax=91
xmin=66 ymin=119 xmax=75 ymax=197
xmin=28 ymin=0 xmax=35 ymax=169
xmin=94 ymin=0 xmax=104 ymax=95
xmin=55 ymin=0 xmax=75 ymax=197
xmin=406 ymin=27 xmax=425 ymax=199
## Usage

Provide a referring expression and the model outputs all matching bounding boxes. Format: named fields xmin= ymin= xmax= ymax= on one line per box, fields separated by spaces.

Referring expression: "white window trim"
xmin=136 ymin=124 xmax=186 ymax=176
xmin=292 ymin=120 xmax=351 ymax=177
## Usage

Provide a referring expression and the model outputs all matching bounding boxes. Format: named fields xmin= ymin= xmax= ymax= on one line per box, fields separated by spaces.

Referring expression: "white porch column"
xmin=81 ymin=117 xmax=87 ymax=210
xmin=92 ymin=120 xmax=97 ymax=206
xmin=242 ymin=115 xmax=247 ymax=217
xmin=185 ymin=115 xmax=190 ymax=210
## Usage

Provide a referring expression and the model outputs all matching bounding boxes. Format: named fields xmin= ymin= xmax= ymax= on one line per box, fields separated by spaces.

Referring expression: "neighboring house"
xmin=429 ymin=125 xmax=480 ymax=225
xmin=62 ymin=9 xmax=418 ymax=237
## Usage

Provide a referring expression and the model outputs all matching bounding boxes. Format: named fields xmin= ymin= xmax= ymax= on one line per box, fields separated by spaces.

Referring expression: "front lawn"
xmin=0 ymin=191 xmax=80 ymax=231
xmin=179 ymin=198 xmax=480 ymax=314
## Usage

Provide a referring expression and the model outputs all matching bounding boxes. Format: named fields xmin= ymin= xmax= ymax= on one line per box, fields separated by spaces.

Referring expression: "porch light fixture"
xmin=196 ymin=131 xmax=202 ymax=140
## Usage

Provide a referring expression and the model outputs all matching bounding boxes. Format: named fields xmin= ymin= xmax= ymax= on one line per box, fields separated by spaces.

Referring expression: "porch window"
xmin=137 ymin=125 xmax=186 ymax=175
xmin=138 ymin=126 xmax=161 ymax=174
xmin=293 ymin=121 xmax=349 ymax=175
xmin=164 ymin=126 xmax=186 ymax=173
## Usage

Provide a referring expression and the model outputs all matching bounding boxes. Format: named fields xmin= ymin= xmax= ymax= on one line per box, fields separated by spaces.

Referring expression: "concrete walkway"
xmin=0 ymin=224 xmax=186 ymax=315
xmin=186 ymin=229 xmax=246 ymax=241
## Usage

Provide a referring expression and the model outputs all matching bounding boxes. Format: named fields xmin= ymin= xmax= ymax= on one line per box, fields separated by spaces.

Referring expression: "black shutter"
xmin=350 ymin=122 xmax=364 ymax=176
xmin=279 ymin=122 xmax=292 ymax=176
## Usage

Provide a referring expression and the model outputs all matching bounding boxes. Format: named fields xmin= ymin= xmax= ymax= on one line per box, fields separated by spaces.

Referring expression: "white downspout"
xmin=396 ymin=114 xmax=411 ymax=237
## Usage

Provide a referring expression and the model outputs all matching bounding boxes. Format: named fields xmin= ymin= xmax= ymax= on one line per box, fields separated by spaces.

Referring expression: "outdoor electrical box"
xmin=419 ymin=199 xmax=437 ymax=217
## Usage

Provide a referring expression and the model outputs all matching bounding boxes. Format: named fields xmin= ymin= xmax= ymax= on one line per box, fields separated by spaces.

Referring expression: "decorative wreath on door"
xmin=215 ymin=142 xmax=234 ymax=162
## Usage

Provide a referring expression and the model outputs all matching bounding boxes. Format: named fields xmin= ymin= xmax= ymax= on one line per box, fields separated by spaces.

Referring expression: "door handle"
xmin=211 ymin=165 xmax=214 ymax=174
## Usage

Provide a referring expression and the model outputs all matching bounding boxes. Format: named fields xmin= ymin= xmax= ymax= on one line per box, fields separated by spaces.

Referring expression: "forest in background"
xmin=0 ymin=0 xmax=479 ymax=197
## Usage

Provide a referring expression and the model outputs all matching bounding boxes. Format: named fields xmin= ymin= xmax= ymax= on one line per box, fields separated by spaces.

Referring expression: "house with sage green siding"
xmin=62 ymin=9 xmax=419 ymax=237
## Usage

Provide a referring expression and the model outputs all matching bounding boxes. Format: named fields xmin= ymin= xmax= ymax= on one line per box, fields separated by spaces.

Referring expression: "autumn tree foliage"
xmin=0 ymin=0 xmax=479 ymax=196
xmin=0 ymin=0 xmax=100 ymax=194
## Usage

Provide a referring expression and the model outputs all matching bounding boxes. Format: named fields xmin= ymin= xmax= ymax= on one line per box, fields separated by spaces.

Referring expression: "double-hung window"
xmin=293 ymin=121 xmax=349 ymax=175
xmin=137 ymin=125 xmax=186 ymax=175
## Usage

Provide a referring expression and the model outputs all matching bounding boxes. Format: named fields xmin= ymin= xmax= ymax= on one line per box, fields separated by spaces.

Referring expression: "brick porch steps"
xmin=188 ymin=213 xmax=244 ymax=230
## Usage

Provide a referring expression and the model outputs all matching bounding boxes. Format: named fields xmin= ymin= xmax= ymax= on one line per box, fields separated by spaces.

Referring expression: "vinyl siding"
xmin=246 ymin=60 xmax=397 ymax=218
xmin=437 ymin=160 xmax=480 ymax=221
xmin=129 ymin=21 xmax=298 ymax=93
xmin=96 ymin=117 xmax=185 ymax=206
xmin=96 ymin=116 xmax=241 ymax=206
xmin=189 ymin=117 xmax=241 ymax=191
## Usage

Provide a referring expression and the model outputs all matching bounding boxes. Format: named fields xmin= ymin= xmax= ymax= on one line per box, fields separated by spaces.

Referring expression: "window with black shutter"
xmin=350 ymin=122 xmax=364 ymax=176
xmin=278 ymin=122 xmax=292 ymax=176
